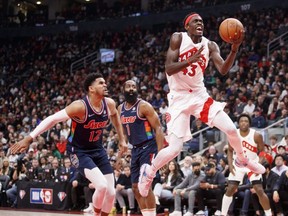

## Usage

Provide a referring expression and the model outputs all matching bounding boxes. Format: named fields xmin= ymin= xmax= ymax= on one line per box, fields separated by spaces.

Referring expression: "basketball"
xmin=219 ymin=18 xmax=244 ymax=44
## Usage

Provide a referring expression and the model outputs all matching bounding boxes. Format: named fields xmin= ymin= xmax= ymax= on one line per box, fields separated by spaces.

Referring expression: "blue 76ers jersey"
xmin=67 ymin=96 xmax=109 ymax=151
xmin=120 ymin=99 xmax=154 ymax=146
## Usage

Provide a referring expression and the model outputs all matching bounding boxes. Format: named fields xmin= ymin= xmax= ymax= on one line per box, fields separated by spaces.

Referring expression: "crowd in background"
xmin=1 ymin=0 xmax=251 ymax=27
xmin=0 ymin=3 xmax=287 ymax=216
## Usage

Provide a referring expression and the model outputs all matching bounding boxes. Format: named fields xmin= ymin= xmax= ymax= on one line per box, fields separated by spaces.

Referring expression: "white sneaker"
xmin=83 ymin=203 xmax=94 ymax=213
xmin=183 ymin=211 xmax=194 ymax=216
xmin=138 ymin=163 xmax=155 ymax=197
xmin=214 ymin=210 xmax=222 ymax=216
xmin=195 ymin=210 xmax=205 ymax=215
xmin=235 ymin=157 xmax=265 ymax=174
xmin=169 ymin=211 xmax=182 ymax=216
xmin=155 ymin=195 xmax=160 ymax=205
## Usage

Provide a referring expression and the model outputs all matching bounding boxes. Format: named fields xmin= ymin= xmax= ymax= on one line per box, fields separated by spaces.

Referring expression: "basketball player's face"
xmin=187 ymin=15 xmax=204 ymax=36
xmin=90 ymin=78 xmax=108 ymax=96
xmin=124 ymin=81 xmax=138 ymax=104
xmin=239 ymin=117 xmax=250 ymax=131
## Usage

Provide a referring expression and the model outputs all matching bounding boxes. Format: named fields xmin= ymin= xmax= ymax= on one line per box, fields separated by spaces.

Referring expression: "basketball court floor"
xmin=0 ymin=209 xmax=81 ymax=216
xmin=0 ymin=208 xmax=148 ymax=216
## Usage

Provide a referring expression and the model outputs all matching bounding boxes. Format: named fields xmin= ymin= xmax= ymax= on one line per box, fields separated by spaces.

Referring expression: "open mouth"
xmin=196 ymin=27 xmax=203 ymax=33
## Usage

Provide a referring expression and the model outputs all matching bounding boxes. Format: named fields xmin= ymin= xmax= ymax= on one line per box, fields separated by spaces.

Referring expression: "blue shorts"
xmin=67 ymin=146 xmax=113 ymax=176
xmin=130 ymin=139 xmax=158 ymax=183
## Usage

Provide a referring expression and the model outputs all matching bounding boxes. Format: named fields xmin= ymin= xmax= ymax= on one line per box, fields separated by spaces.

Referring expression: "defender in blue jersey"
xmin=12 ymin=73 xmax=127 ymax=216
xmin=118 ymin=80 xmax=164 ymax=216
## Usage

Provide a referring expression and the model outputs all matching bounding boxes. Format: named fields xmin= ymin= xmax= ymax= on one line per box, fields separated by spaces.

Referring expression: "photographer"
xmin=6 ymin=158 xmax=28 ymax=207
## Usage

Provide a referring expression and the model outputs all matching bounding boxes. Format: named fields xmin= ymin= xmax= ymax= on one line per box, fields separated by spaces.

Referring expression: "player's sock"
xmin=264 ymin=209 xmax=272 ymax=216
xmin=221 ymin=194 xmax=233 ymax=215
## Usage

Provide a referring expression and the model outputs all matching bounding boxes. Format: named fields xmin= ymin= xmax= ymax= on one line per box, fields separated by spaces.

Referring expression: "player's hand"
xmin=10 ymin=136 xmax=33 ymax=154
xmin=118 ymin=140 xmax=128 ymax=156
xmin=187 ymin=45 xmax=204 ymax=64
xmin=231 ymin=29 xmax=245 ymax=50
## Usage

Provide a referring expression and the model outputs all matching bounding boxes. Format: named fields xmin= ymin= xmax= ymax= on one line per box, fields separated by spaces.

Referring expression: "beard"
xmin=124 ymin=91 xmax=138 ymax=104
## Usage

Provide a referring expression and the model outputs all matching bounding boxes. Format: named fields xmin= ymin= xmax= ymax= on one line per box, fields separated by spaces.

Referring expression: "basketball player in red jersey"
xmin=11 ymin=73 xmax=128 ymax=216
xmin=221 ymin=113 xmax=272 ymax=216
xmin=138 ymin=12 xmax=265 ymax=198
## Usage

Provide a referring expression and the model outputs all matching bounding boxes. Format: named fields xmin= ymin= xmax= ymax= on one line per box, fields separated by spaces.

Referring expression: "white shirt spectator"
xmin=243 ymin=99 xmax=255 ymax=116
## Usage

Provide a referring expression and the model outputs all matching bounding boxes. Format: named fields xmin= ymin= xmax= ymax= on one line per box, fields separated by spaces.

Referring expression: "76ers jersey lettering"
xmin=67 ymin=96 xmax=109 ymax=151
xmin=120 ymin=99 xmax=154 ymax=146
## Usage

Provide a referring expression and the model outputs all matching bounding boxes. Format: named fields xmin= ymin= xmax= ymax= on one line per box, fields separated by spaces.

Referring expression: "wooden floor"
xmin=0 ymin=208 xmax=145 ymax=216
xmin=0 ymin=208 xmax=82 ymax=216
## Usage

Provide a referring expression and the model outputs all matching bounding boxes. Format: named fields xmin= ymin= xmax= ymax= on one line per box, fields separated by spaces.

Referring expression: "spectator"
xmin=159 ymin=101 xmax=168 ymax=115
xmin=26 ymin=157 xmax=42 ymax=181
xmin=115 ymin=165 xmax=135 ymax=213
xmin=50 ymin=143 xmax=62 ymax=160
xmin=1 ymin=157 xmax=14 ymax=180
xmin=277 ymin=145 xmax=288 ymax=162
xmin=251 ymin=162 xmax=279 ymax=216
xmin=151 ymin=93 xmax=164 ymax=110
xmin=233 ymin=98 xmax=246 ymax=119
xmin=181 ymin=156 xmax=193 ymax=178
xmin=153 ymin=159 xmax=183 ymax=205
xmin=272 ymin=170 xmax=288 ymax=215
xmin=267 ymin=97 xmax=279 ymax=123
xmin=60 ymin=122 xmax=71 ymax=139
xmin=195 ymin=162 xmax=226 ymax=216
xmin=251 ymin=108 xmax=266 ymax=128
xmin=243 ymin=99 xmax=255 ymax=116
xmin=170 ymin=162 xmax=205 ymax=216
xmin=56 ymin=135 xmax=68 ymax=157
xmin=70 ymin=171 xmax=88 ymax=211
xmin=259 ymin=144 xmax=274 ymax=165
xmin=51 ymin=158 xmax=64 ymax=182
xmin=219 ymin=157 xmax=229 ymax=178
xmin=269 ymin=135 xmax=279 ymax=157
xmin=191 ymin=119 xmax=207 ymax=138
xmin=224 ymin=105 xmax=237 ymax=123
xmin=6 ymin=160 xmax=27 ymax=207
xmin=271 ymin=154 xmax=288 ymax=176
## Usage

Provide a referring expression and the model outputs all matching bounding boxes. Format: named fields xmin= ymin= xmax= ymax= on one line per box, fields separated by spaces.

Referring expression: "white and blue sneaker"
xmin=138 ymin=163 xmax=155 ymax=197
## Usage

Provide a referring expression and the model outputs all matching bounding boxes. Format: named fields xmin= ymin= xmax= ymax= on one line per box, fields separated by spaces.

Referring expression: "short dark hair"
xmin=274 ymin=154 xmax=285 ymax=161
xmin=237 ymin=113 xmax=252 ymax=125
xmin=192 ymin=162 xmax=201 ymax=167
xmin=83 ymin=73 xmax=103 ymax=92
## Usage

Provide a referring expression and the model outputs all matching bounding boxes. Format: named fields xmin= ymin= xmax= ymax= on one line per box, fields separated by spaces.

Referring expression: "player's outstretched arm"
xmin=209 ymin=29 xmax=244 ymax=76
xmin=11 ymin=101 xmax=83 ymax=154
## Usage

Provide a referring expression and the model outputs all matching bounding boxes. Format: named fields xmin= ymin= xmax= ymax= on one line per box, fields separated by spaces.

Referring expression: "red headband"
xmin=184 ymin=13 xmax=199 ymax=27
